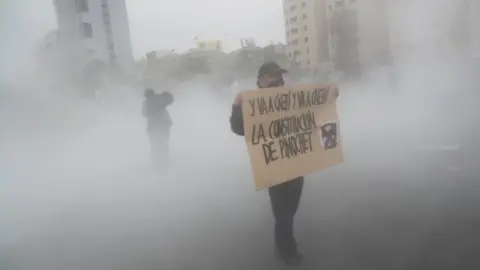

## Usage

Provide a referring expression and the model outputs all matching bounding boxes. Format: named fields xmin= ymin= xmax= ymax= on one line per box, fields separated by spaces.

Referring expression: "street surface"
xmin=1 ymin=88 xmax=479 ymax=270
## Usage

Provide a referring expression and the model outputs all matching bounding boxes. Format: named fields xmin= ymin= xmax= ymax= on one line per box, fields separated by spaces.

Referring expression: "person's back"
xmin=142 ymin=88 xmax=174 ymax=168
xmin=143 ymin=91 xmax=173 ymax=130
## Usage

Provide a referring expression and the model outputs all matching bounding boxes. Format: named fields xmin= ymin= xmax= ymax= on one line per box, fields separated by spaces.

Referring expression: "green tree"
xmin=177 ymin=52 xmax=211 ymax=78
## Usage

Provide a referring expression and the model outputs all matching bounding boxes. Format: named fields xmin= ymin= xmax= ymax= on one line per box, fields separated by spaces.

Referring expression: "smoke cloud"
xmin=1 ymin=0 xmax=479 ymax=269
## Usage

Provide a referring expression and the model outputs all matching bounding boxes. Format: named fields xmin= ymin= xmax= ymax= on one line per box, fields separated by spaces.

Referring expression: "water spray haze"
xmin=2 ymin=0 xmax=480 ymax=269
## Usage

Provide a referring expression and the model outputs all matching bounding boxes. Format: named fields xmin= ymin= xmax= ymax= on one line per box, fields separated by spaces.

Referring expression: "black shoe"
xmin=284 ymin=252 xmax=303 ymax=267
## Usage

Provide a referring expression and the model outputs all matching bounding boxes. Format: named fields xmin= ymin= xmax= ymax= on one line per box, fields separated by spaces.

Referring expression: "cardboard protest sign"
xmin=241 ymin=84 xmax=343 ymax=190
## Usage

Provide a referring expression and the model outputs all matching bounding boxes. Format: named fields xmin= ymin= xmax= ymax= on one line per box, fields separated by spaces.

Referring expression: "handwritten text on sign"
xmin=241 ymin=84 xmax=343 ymax=189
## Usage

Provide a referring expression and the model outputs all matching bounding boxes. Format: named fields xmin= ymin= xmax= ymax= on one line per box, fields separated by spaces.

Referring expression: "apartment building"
xmin=356 ymin=0 xmax=391 ymax=69
xmin=328 ymin=0 xmax=361 ymax=77
xmin=468 ymin=0 xmax=480 ymax=58
xmin=283 ymin=0 xmax=331 ymax=73
xmin=284 ymin=0 xmax=393 ymax=78
xmin=52 ymin=0 xmax=134 ymax=72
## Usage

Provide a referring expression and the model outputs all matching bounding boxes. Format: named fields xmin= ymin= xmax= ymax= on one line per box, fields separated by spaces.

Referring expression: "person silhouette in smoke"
xmin=142 ymin=88 xmax=174 ymax=169
xmin=230 ymin=62 xmax=339 ymax=267
xmin=229 ymin=62 xmax=301 ymax=266
xmin=320 ymin=122 xmax=338 ymax=150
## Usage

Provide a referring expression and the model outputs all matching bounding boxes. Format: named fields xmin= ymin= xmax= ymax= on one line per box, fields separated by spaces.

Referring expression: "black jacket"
xmin=229 ymin=104 xmax=244 ymax=136
xmin=143 ymin=94 xmax=173 ymax=130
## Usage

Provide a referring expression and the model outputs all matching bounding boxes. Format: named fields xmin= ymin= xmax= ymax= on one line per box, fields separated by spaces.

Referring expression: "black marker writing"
xmin=249 ymin=99 xmax=255 ymax=117
xmin=248 ymin=90 xmax=294 ymax=116
xmin=262 ymin=141 xmax=278 ymax=165
xmin=279 ymin=131 xmax=314 ymax=159
xmin=268 ymin=111 xmax=317 ymax=140
xmin=251 ymin=123 xmax=266 ymax=145
xmin=294 ymin=87 xmax=329 ymax=109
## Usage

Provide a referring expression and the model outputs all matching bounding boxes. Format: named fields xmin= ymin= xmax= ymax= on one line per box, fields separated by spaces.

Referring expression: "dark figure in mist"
xmin=229 ymin=62 xmax=305 ymax=267
xmin=142 ymin=88 xmax=173 ymax=168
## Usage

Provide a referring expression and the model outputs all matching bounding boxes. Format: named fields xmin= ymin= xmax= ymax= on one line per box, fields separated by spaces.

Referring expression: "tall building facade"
xmin=283 ymin=0 xmax=391 ymax=78
xmin=327 ymin=0 xmax=391 ymax=76
xmin=328 ymin=0 xmax=361 ymax=77
xmin=282 ymin=0 xmax=331 ymax=73
xmin=356 ymin=0 xmax=391 ymax=69
xmin=468 ymin=0 xmax=480 ymax=58
xmin=52 ymin=0 xmax=134 ymax=72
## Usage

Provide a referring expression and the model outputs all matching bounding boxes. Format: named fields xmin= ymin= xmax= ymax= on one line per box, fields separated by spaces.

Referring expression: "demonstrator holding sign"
xmin=229 ymin=62 xmax=302 ymax=267
xmin=230 ymin=62 xmax=341 ymax=267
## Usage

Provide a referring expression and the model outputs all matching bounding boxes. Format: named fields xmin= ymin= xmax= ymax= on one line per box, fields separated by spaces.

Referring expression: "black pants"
xmin=147 ymin=128 xmax=170 ymax=168
xmin=268 ymin=176 xmax=304 ymax=259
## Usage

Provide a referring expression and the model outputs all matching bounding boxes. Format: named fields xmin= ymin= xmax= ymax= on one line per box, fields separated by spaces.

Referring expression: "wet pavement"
xmin=2 ymin=91 xmax=479 ymax=270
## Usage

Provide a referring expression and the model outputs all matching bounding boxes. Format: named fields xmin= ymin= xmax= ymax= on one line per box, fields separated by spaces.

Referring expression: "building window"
xmin=302 ymin=14 xmax=307 ymax=20
xmin=290 ymin=16 xmax=298 ymax=23
xmin=80 ymin=23 xmax=93 ymax=38
xmin=307 ymin=60 xmax=310 ymax=65
xmin=291 ymin=28 xmax=299 ymax=34
xmin=305 ymin=37 xmax=309 ymax=42
xmin=293 ymin=50 xmax=301 ymax=57
xmin=306 ymin=47 xmax=310 ymax=54
xmin=75 ymin=0 xmax=89 ymax=13
xmin=302 ymin=2 xmax=306 ymax=7
xmin=303 ymin=25 xmax=308 ymax=31
xmin=291 ymin=39 xmax=299 ymax=45
xmin=108 ymin=42 xmax=116 ymax=63
xmin=290 ymin=5 xmax=296 ymax=11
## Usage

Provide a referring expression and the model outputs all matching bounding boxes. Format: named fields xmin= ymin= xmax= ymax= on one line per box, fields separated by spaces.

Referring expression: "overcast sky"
xmin=1 ymin=0 xmax=285 ymax=62
xmin=127 ymin=0 xmax=286 ymax=55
